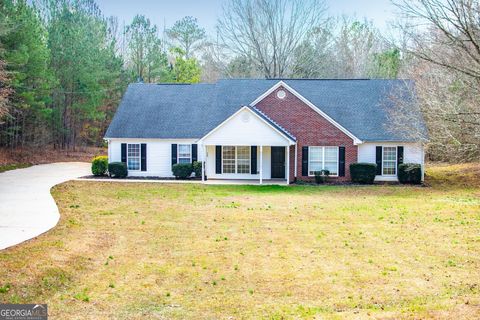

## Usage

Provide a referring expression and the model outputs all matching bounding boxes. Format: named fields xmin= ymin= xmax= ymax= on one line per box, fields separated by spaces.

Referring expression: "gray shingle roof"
xmin=105 ymin=79 xmax=428 ymax=142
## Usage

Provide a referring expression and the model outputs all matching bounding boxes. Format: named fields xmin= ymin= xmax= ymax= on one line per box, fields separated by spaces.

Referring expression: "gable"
xmin=199 ymin=107 xmax=294 ymax=146
xmin=251 ymin=81 xmax=361 ymax=144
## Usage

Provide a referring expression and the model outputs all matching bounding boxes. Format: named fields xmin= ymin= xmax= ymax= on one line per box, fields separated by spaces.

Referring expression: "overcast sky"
xmin=96 ymin=0 xmax=398 ymax=35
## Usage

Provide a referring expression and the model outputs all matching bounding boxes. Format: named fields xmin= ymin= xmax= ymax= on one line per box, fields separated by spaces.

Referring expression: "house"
xmin=105 ymin=79 xmax=428 ymax=183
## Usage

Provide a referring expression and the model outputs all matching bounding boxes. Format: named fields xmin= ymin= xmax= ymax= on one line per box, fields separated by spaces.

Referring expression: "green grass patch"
xmin=0 ymin=163 xmax=32 ymax=173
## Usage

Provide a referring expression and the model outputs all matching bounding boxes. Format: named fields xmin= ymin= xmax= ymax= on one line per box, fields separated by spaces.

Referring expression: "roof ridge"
xmin=248 ymin=105 xmax=296 ymax=140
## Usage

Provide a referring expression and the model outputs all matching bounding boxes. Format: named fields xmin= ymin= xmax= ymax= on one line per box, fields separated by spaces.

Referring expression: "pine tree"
xmin=0 ymin=0 xmax=53 ymax=147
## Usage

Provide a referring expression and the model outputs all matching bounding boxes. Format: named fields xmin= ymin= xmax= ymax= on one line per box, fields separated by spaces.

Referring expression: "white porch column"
xmin=294 ymin=143 xmax=297 ymax=179
xmin=259 ymin=145 xmax=263 ymax=184
xmin=286 ymin=145 xmax=290 ymax=184
xmin=201 ymin=144 xmax=206 ymax=182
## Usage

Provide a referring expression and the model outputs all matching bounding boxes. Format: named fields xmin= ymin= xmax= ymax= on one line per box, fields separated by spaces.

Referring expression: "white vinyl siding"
xmin=178 ymin=144 xmax=192 ymax=164
xmin=222 ymin=146 xmax=250 ymax=174
xmin=357 ymin=142 xmax=425 ymax=182
xmin=382 ymin=146 xmax=397 ymax=176
xmin=108 ymin=139 xmax=198 ymax=177
xmin=127 ymin=144 xmax=140 ymax=171
xmin=308 ymin=146 xmax=338 ymax=176
xmin=200 ymin=108 xmax=291 ymax=146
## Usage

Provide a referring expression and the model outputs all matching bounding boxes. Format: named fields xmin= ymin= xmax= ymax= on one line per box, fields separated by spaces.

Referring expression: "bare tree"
xmin=217 ymin=0 xmax=328 ymax=78
xmin=392 ymin=0 xmax=480 ymax=161
xmin=393 ymin=0 xmax=480 ymax=80
xmin=291 ymin=17 xmax=393 ymax=79
xmin=290 ymin=18 xmax=337 ymax=78
xmin=389 ymin=52 xmax=480 ymax=162
xmin=334 ymin=17 xmax=386 ymax=78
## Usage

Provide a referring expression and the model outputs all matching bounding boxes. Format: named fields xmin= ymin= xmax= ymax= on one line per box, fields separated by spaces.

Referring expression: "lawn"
xmin=0 ymin=163 xmax=32 ymax=173
xmin=0 ymin=165 xmax=479 ymax=319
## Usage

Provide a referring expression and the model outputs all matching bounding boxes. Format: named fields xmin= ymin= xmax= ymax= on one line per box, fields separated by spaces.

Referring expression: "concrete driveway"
xmin=0 ymin=162 xmax=90 ymax=250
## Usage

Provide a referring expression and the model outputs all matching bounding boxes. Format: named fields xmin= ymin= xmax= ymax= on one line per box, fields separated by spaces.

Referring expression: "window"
xmin=308 ymin=146 xmax=338 ymax=176
xmin=308 ymin=147 xmax=323 ymax=175
xmin=222 ymin=146 xmax=235 ymax=173
xmin=236 ymin=146 xmax=250 ymax=173
xmin=127 ymin=144 xmax=140 ymax=170
xmin=178 ymin=144 xmax=191 ymax=164
xmin=222 ymin=146 xmax=251 ymax=174
xmin=324 ymin=147 xmax=338 ymax=175
xmin=382 ymin=146 xmax=397 ymax=175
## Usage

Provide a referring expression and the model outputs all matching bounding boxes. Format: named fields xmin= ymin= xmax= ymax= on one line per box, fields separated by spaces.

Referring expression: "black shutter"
xmin=338 ymin=146 xmax=345 ymax=177
xmin=376 ymin=146 xmax=382 ymax=175
xmin=121 ymin=143 xmax=127 ymax=163
xmin=192 ymin=144 xmax=198 ymax=162
xmin=251 ymin=146 xmax=257 ymax=174
xmin=171 ymin=144 xmax=177 ymax=167
xmin=397 ymin=146 xmax=404 ymax=175
xmin=215 ymin=145 xmax=222 ymax=174
xmin=140 ymin=143 xmax=147 ymax=171
xmin=301 ymin=146 xmax=309 ymax=176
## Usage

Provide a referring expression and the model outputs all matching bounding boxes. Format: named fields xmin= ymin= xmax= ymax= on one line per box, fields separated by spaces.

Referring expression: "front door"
xmin=271 ymin=146 xmax=285 ymax=179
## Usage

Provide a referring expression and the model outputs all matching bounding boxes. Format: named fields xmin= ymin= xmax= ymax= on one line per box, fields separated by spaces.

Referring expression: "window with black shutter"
xmin=141 ymin=143 xmax=147 ymax=171
xmin=397 ymin=146 xmax=404 ymax=167
xmin=375 ymin=146 xmax=382 ymax=175
xmin=192 ymin=144 xmax=198 ymax=162
xmin=251 ymin=146 xmax=257 ymax=174
xmin=121 ymin=143 xmax=127 ymax=163
xmin=215 ymin=145 xmax=222 ymax=174
xmin=171 ymin=144 xmax=177 ymax=167
xmin=301 ymin=146 xmax=309 ymax=176
xmin=338 ymin=146 xmax=345 ymax=177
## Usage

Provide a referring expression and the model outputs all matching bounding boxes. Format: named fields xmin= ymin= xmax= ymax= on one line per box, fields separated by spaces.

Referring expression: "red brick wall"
xmin=255 ymin=86 xmax=357 ymax=182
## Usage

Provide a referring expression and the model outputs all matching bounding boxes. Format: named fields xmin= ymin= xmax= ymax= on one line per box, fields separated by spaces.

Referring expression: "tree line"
xmin=0 ymin=0 xmax=202 ymax=150
xmin=0 ymin=0 xmax=478 ymax=162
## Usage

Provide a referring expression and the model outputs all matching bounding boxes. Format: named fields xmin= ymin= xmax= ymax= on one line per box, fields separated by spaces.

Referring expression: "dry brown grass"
xmin=426 ymin=162 xmax=480 ymax=188
xmin=0 ymin=146 xmax=105 ymax=166
xmin=0 ymin=173 xmax=479 ymax=319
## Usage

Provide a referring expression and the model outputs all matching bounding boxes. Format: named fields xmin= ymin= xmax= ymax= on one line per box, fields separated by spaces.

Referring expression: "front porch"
xmin=201 ymin=145 xmax=294 ymax=184
xmin=197 ymin=106 xmax=297 ymax=184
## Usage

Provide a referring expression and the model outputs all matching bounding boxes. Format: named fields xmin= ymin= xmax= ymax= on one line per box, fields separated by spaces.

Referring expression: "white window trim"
xmin=308 ymin=146 xmax=339 ymax=177
xmin=221 ymin=146 xmax=251 ymax=174
xmin=177 ymin=144 xmax=192 ymax=164
xmin=127 ymin=143 xmax=141 ymax=171
xmin=382 ymin=146 xmax=397 ymax=176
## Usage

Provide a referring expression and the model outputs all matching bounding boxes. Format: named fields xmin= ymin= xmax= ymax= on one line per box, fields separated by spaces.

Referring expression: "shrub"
xmin=314 ymin=170 xmax=330 ymax=184
xmin=350 ymin=163 xmax=377 ymax=184
xmin=398 ymin=163 xmax=422 ymax=184
xmin=193 ymin=161 xmax=202 ymax=177
xmin=172 ymin=163 xmax=193 ymax=179
xmin=108 ymin=162 xmax=127 ymax=178
xmin=91 ymin=156 xmax=108 ymax=176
